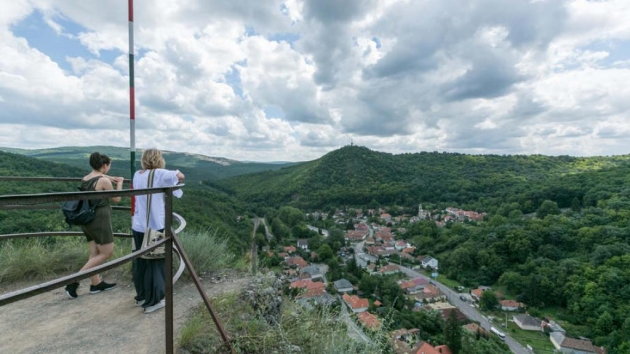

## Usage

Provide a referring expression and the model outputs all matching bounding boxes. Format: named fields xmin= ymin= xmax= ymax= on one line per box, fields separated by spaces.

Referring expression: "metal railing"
xmin=0 ymin=177 xmax=233 ymax=353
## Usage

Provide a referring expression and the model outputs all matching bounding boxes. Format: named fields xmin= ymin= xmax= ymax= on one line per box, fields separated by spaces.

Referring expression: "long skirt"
xmin=132 ymin=229 xmax=165 ymax=308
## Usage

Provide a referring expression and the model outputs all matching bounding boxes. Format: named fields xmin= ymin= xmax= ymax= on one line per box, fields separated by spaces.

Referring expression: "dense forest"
xmin=217 ymin=145 xmax=630 ymax=213
xmin=3 ymin=145 xmax=630 ymax=352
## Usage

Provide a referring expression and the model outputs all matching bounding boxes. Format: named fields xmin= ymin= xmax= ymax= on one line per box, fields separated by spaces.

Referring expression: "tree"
xmin=536 ymin=200 xmax=560 ymax=218
xmin=317 ymin=244 xmax=333 ymax=261
xmin=479 ymin=290 xmax=499 ymax=311
xmin=444 ymin=310 xmax=463 ymax=354
xmin=571 ymin=197 xmax=582 ymax=212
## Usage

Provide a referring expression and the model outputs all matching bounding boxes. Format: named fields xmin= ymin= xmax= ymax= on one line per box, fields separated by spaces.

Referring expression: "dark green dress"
xmin=79 ymin=176 xmax=114 ymax=245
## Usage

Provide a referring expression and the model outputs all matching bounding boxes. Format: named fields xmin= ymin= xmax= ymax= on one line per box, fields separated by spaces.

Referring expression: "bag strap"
xmin=145 ymin=169 xmax=156 ymax=230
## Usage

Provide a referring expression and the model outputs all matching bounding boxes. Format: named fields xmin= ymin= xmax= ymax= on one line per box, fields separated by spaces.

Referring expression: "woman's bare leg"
xmin=80 ymin=242 xmax=114 ymax=285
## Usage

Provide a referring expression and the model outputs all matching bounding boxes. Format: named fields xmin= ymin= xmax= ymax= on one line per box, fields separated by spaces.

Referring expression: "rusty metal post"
xmin=170 ymin=233 xmax=234 ymax=353
xmin=165 ymin=190 xmax=174 ymax=354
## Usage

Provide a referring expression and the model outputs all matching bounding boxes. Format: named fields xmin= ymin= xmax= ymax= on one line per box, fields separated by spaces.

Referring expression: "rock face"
xmin=241 ymin=272 xmax=284 ymax=326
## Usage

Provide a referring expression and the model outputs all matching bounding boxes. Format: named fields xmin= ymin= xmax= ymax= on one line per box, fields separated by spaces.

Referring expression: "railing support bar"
xmin=165 ymin=190 xmax=174 ymax=354
xmin=171 ymin=232 xmax=234 ymax=353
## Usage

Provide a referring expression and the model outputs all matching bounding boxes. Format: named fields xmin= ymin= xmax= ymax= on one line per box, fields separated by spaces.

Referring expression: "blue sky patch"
xmin=11 ymin=10 xmax=120 ymax=72
xmin=268 ymin=32 xmax=301 ymax=47
xmin=372 ymin=37 xmax=381 ymax=49
xmin=225 ymin=65 xmax=244 ymax=98
xmin=581 ymin=39 xmax=630 ymax=66
xmin=264 ymin=105 xmax=286 ymax=119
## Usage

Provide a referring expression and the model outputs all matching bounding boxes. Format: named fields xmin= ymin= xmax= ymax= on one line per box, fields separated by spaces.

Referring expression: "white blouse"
xmin=132 ymin=169 xmax=183 ymax=232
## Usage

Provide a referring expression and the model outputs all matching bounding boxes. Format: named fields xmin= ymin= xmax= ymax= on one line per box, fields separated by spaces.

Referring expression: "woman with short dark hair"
xmin=65 ymin=152 xmax=124 ymax=299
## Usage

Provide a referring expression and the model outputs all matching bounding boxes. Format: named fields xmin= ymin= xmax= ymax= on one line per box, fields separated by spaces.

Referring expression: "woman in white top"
xmin=131 ymin=149 xmax=184 ymax=313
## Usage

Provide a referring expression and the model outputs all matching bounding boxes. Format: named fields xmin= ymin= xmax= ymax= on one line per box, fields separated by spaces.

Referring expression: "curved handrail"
xmin=0 ymin=176 xmax=233 ymax=353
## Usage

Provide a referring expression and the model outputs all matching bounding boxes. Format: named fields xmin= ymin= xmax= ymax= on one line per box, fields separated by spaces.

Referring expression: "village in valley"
xmin=260 ymin=204 xmax=606 ymax=354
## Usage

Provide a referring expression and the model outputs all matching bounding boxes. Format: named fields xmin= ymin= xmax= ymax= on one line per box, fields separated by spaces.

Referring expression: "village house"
xmin=342 ymin=293 xmax=369 ymax=313
xmin=296 ymin=287 xmax=335 ymax=308
xmin=286 ymin=256 xmax=308 ymax=269
xmin=377 ymin=264 xmax=401 ymax=276
xmin=365 ymin=264 xmax=377 ymax=274
xmin=501 ymin=299 xmax=525 ymax=311
xmin=439 ymin=308 xmax=468 ymax=323
xmin=333 ymin=279 xmax=354 ymax=293
xmin=550 ymin=332 xmax=604 ymax=354
xmin=366 ymin=246 xmax=398 ymax=257
xmin=420 ymin=256 xmax=439 ymax=269
xmin=513 ymin=314 xmax=542 ymax=331
xmin=390 ymin=328 xmax=420 ymax=346
xmin=357 ymin=311 xmax=381 ymax=331
xmin=398 ymin=277 xmax=429 ymax=295
xmin=289 ymin=279 xmax=325 ymax=291
xmin=297 ymin=239 xmax=309 ymax=250
xmin=395 ymin=240 xmax=407 ymax=250
xmin=345 ymin=229 xmax=368 ymax=242
xmin=283 ymin=245 xmax=297 ymax=254
xmin=300 ymin=265 xmax=323 ymax=281
xmin=463 ymin=323 xmax=488 ymax=337
xmin=414 ymin=284 xmax=445 ymax=302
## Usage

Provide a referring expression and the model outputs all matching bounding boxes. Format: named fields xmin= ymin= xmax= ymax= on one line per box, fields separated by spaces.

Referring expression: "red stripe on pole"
xmin=128 ymin=0 xmax=133 ymax=21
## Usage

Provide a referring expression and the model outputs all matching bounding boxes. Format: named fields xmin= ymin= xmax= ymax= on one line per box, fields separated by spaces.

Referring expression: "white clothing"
xmin=132 ymin=169 xmax=183 ymax=232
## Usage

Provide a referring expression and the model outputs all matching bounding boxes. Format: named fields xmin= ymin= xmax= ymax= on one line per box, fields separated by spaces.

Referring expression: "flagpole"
xmin=128 ymin=0 xmax=136 ymax=198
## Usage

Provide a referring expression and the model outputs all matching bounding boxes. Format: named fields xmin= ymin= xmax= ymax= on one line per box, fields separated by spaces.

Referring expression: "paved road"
xmin=352 ymin=240 xmax=529 ymax=354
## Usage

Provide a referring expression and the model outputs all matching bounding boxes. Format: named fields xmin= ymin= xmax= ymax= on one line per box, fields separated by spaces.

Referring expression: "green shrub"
xmin=176 ymin=228 xmax=238 ymax=276
xmin=179 ymin=291 xmax=390 ymax=353
xmin=0 ymin=236 xmax=132 ymax=284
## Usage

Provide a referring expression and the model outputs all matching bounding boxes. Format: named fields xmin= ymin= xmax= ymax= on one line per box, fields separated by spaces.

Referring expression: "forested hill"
xmin=0 ymin=146 xmax=297 ymax=182
xmin=216 ymin=145 xmax=630 ymax=211
xmin=0 ymin=150 xmax=253 ymax=255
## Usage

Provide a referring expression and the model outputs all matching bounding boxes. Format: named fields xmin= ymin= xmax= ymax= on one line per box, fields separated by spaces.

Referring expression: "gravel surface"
xmin=0 ymin=273 xmax=251 ymax=354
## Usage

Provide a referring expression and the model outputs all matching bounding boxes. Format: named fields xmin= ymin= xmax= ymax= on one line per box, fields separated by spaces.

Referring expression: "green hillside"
xmin=217 ymin=145 xmax=630 ymax=212
xmin=0 ymin=146 xmax=297 ymax=182
xmin=0 ymin=150 xmax=253 ymax=255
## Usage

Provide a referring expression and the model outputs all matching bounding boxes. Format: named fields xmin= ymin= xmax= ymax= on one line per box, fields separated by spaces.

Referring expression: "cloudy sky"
xmin=1 ymin=0 xmax=629 ymax=162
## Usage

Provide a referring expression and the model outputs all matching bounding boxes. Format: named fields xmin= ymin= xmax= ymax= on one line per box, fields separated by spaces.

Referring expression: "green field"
xmin=505 ymin=321 xmax=556 ymax=353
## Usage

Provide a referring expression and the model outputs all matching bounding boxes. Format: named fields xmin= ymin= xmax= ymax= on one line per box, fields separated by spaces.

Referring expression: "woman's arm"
xmin=99 ymin=176 xmax=124 ymax=203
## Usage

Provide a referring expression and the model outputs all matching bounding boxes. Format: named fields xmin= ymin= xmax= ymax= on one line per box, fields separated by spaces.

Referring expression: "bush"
xmin=177 ymin=228 xmax=239 ymax=276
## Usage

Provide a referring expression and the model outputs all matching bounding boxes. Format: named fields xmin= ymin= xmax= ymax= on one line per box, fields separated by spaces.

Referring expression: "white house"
xmin=421 ymin=256 xmax=438 ymax=269
xmin=513 ymin=314 xmax=541 ymax=331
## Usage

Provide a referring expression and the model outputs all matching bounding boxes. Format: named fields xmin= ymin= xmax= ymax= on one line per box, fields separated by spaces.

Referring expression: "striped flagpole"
xmin=128 ymin=0 xmax=136 ymax=211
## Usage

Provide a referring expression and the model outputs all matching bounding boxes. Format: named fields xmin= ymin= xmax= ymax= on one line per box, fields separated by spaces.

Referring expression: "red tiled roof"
xmin=287 ymin=256 xmax=308 ymax=268
xmin=435 ymin=344 xmax=452 ymax=354
xmin=414 ymin=342 xmax=440 ymax=354
xmin=562 ymin=337 xmax=598 ymax=352
xmin=379 ymin=264 xmax=400 ymax=273
xmin=500 ymin=299 xmax=523 ymax=308
xmin=357 ymin=311 xmax=381 ymax=330
xmin=463 ymin=323 xmax=488 ymax=336
xmin=342 ymin=293 xmax=369 ymax=310
xmin=303 ymin=287 xmax=326 ymax=298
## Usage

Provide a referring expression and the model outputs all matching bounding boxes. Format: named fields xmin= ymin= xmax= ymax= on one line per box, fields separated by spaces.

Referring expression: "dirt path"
xmin=0 ymin=273 xmax=251 ymax=354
